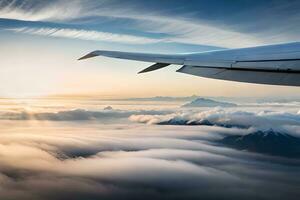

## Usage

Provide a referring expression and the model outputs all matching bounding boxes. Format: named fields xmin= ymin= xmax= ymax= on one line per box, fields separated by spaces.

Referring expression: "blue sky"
xmin=1 ymin=0 xmax=300 ymax=97
xmin=3 ymin=0 xmax=300 ymax=50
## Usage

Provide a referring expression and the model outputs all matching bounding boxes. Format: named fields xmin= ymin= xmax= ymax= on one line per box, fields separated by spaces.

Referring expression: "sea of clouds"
xmin=1 ymin=105 xmax=299 ymax=134
xmin=0 ymin=123 xmax=299 ymax=200
xmin=0 ymin=101 xmax=299 ymax=200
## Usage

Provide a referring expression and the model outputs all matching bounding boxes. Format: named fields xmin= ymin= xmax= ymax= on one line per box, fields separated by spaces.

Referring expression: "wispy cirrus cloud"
xmin=1 ymin=0 xmax=300 ymax=48
xmin=0 ymin=0 xmax=273 ymax=48
xmin=0 ymin=0 xmax=88 ymax=21
xmin=7 ymin=27 xmax=163 ymax=44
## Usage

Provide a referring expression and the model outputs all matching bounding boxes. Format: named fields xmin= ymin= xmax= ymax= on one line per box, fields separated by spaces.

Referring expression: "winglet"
xmin=78 ymin=51 xmax=99 ymax=60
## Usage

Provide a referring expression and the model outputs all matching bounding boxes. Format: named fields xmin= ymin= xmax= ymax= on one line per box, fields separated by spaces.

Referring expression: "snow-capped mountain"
xmin=182 ymin=98 xmax=237 ymax=107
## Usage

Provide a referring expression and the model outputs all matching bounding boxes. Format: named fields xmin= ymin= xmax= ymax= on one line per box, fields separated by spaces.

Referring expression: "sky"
xmin=1 ymin=0 xmax=300 ymax=98
xmin=1 ymin=2 xmax=300 ymax=199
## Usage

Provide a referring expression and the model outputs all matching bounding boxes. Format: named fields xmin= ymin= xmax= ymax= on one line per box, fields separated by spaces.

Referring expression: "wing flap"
xmin=177 ymin=65 xmax=300 ymax=86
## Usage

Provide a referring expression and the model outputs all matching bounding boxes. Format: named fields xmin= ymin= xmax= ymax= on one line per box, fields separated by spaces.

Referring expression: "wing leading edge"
xmin=79 ymin=42 xmax=300 ymax=86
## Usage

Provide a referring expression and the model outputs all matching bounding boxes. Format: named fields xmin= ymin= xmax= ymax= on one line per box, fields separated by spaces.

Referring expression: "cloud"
xmin=0 ymin=108 xmax=170 ymax=121
xmin=121 ymin=1 xmax=300 ymax=47
xmin=0 ymin=121 xmax=299 ymax=200
xmin=0 ymin=0 xmax=87 ymax=21
xmin=0 ymin=99 xmax=299 ymax=199
xmin=129 ymin=108 xmax=300 ymax=134
xmin=129 ymin=15 xmax=263 ymax=48
xmin=7 ymin=27 xmax=162 ymax=44
xmin=1 ymin=0 xmax=259 ymax=48
xmin=3 ymin=0 xmax=300 ymax=48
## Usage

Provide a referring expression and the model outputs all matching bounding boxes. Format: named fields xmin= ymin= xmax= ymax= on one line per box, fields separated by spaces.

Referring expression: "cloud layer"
xmin=0 ymin=121 xmax=299 ymax=200
xmin=0 ymin=99 xmax=298 ymax=199
xmin=0 ymin=108 xmax=169 ymax=121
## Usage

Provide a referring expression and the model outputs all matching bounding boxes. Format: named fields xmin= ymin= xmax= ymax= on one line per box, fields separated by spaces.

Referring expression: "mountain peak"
xmin=182 ymin=98 xmax=237 ymax=107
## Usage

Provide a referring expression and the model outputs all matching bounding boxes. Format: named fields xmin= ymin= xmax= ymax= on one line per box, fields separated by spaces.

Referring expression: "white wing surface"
xmin=79 ymin=42 xmax=300 ymax=86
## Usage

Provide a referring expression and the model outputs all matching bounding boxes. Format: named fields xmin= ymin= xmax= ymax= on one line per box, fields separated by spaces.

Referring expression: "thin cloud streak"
xmin=7 ymin=27 xmax=162 ymax=44
xmin=0 ymin=0 xmax=86 ymax=21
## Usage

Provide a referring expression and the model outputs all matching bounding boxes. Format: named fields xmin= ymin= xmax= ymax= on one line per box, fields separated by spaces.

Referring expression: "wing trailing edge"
xmin=177 ymin=65 xmax=300 ymax=86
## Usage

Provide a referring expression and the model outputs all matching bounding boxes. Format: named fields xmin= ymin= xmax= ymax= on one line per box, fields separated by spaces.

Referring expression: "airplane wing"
xmin=78 ymin=50 xmax=185 ymax=73
xmin=78 ymin=42 xmax=300 ymax=86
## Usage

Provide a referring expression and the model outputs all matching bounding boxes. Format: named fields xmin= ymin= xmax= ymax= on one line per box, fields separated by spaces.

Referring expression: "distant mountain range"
xmin=115 ymin=95 xmax=200 ymax=102
xmin=219 ymin=130 xmax=300 ymax=158
xmin=113 ymin=95 xmax=253 ymax=103
xmin=110 ymin=95 xmax=300 ymax=104
xmin=182 ymin=98 xmax=237 ymax=107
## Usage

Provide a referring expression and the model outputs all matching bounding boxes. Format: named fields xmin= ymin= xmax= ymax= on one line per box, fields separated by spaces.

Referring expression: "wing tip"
xmin=78 ymin=51 xmax=99 ymax=60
